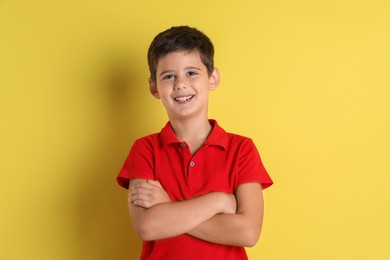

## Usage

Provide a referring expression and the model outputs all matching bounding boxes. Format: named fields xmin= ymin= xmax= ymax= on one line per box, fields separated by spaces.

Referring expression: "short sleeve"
xmin=116 ymin=138 xmax=155 ymax=189
xmin=237 ymin=138 xmax=273 ymax=189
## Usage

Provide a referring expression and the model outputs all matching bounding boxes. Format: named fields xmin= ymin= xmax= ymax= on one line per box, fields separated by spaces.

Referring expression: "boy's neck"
xmin=169 ymin=117 xmax=213 ymax=154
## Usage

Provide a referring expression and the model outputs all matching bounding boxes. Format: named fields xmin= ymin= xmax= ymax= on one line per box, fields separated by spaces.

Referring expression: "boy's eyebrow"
xmin=159 ymin=70 xmax=175 ymax=76
xmin=159 ymin=67 xmax=202 ymax=76
xmin=185 ymin=66 xmax=202 ymax=71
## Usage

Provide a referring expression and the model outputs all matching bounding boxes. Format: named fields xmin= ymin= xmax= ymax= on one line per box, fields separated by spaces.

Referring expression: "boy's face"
xmin=149 ymin=51 xmax=219 ymax=121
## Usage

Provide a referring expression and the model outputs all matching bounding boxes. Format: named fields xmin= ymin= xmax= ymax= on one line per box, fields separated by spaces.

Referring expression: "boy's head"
xmin=147 ymin=26 xmax=214 ymax=82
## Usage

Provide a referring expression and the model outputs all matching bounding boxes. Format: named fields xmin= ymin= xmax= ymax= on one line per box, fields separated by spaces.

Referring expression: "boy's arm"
xmin=187 ymin=182 xmax=264 ymax=247
xmin=128 ymin=178 xmax=237 ymax=241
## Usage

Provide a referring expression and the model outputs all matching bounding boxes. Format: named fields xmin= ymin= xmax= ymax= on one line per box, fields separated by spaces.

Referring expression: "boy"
xmin=117 ymin=26 xmax=273 ymax=260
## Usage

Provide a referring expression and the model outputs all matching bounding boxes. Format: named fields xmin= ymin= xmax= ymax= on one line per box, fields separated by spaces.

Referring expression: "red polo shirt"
xmin=117 ymin=120 xmax=273 ymax=260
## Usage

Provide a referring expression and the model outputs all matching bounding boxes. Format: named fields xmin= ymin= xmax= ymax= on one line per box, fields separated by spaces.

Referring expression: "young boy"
xmin=117 ymin=26 xmax=273 ymax=260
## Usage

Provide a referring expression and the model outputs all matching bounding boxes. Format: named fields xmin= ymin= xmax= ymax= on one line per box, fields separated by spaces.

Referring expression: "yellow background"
xmin=1 ymin=0 xmax=389 ymax=259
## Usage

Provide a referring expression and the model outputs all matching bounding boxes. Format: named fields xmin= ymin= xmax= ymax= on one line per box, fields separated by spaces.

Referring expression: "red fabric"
xmin=117 ymin=120 xmax=273 ymax=260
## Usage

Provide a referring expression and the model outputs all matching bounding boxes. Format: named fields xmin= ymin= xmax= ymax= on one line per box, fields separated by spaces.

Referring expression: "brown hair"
xmin=147 ymin=26 xmax=215 ymax=82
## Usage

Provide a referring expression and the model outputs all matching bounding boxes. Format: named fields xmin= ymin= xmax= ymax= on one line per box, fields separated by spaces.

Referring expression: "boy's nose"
xmin=174 ymin=78 xmax=188 ymax=90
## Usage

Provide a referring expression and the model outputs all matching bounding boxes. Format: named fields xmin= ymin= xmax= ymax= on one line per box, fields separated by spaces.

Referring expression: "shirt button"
xmin=180 ymin=143 xmax=186 ymax=148
xmin=190 ymin=161 xmax=195 ymax=167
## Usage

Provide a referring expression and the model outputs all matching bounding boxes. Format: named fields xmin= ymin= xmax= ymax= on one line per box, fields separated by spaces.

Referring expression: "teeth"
xmin=175 ymin=96 xmax=192 ymax=102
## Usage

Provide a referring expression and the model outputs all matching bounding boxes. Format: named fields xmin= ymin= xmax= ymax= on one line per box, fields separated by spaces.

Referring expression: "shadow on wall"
xmin=74 ymin=50 xmax=147 ymax=259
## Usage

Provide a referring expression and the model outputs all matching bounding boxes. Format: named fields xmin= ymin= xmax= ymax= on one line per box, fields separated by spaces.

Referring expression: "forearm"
xmin=131 ymin=192 xmax=230 ymax=241
xmin=187 ymin=212 xmax=262 ymax=247
xmin=129 ymin=180 xmax=263 ymax=246
xmin=188 ymin=183 xmax=265 ymax=247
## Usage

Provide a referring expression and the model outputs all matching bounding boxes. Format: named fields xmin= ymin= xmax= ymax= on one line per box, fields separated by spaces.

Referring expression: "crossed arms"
xmin=128 ymin=178 xmax=264 ymax=247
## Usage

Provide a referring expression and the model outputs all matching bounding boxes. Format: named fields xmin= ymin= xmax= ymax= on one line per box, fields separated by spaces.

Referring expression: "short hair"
xmin=147 ymin=26 xmax=215 ymax=82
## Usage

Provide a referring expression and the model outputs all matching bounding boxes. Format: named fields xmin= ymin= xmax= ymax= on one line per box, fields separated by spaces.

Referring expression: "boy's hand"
xmin=129 ymin=180 xmax=172 ymax=209
xmin=223 ymin=193 xmax=237 ymax=214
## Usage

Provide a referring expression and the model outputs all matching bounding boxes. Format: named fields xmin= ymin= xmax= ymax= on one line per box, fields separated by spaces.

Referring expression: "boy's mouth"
xmin=174 ymin=95 xmax=194 ymax=102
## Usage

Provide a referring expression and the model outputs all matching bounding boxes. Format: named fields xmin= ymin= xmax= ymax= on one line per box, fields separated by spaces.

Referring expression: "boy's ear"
xmin=148 ymin=78 xmax=160 ymax=99
xmin=209 ymin=68 xmax=220 ymax=91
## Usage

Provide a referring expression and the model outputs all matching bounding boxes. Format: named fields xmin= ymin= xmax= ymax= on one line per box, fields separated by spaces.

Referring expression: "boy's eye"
xmin=162 ymin=74 xmax=175 ymax=80
xmin=187 ymin=71 xmax=198 ymax=76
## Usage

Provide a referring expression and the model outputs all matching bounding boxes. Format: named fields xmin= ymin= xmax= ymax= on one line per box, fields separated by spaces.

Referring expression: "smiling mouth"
xmin=174 ymin=95 xmax=194 ymax=102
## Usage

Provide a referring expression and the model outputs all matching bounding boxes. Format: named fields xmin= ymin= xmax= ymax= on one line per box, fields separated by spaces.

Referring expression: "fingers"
xmin=132 ymin=181 xmax=158 ymax=190
xmin=220 ymin=193 xmax=238 ymax=214
xmin=129 ymin=185 xmax=153 ymax=208
xmin=129 ymin=180 xmax=165 ymax=209
xmin=229 ymin=193 xmax=238 ymax=213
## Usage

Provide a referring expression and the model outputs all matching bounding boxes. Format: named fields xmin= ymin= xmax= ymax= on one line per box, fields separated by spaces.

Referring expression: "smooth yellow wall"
xmin=1 ymin=1 xmax=389 ymax=259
